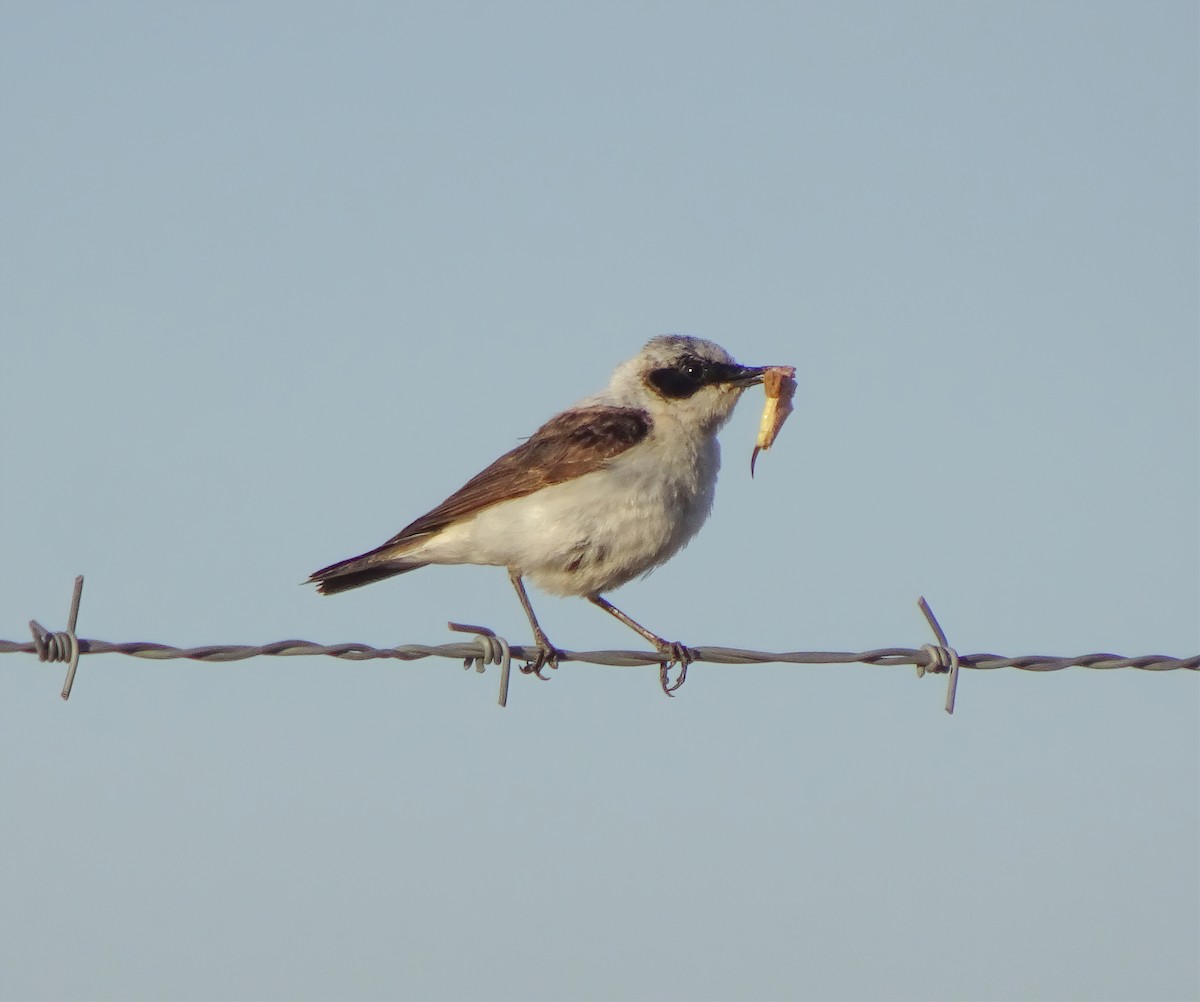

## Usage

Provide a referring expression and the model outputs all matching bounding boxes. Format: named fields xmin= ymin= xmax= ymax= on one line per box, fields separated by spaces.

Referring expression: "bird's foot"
xmin=519 ymin=635 xmax=563 ymax=680
xmin=655 ymin=641 xmax=695 ymax=696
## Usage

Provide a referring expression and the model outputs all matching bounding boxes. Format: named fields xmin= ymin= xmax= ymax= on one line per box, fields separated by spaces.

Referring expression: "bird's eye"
xmin=647 ymin=356 xmax=708 ymax=399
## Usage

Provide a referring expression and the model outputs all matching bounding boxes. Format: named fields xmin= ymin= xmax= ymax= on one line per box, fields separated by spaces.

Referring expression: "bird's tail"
xmin=308 ymin=542 xmax=429 ymax=595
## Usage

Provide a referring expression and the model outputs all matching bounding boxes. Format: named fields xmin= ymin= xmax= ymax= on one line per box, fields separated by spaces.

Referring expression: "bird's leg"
xmin=509 ymin=571 xmax=562 ymax=678
xmin=587 ymin=594 xmax=695 ymax=696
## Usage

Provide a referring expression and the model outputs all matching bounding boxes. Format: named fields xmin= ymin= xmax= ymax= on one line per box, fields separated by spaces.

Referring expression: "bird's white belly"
xmin=422 ymin=436 xmax=720 ymax=597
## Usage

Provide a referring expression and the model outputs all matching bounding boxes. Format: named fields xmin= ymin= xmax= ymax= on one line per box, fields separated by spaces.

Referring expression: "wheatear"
xmin=309 ymin=335 xmax=768 ymax=683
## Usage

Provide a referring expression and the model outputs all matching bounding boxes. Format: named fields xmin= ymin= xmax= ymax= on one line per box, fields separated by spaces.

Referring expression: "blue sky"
xmin=2 ymin=2 xmax=1197 ymax=1000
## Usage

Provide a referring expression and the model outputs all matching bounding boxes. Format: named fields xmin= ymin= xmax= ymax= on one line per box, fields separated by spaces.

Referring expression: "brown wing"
xmin=387 ymin=405 xmax=652 ymax=544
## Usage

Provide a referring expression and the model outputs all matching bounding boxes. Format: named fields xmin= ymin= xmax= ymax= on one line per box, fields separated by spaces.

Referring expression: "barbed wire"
xmin=3 ymin=578 xmax=1196 ymax=711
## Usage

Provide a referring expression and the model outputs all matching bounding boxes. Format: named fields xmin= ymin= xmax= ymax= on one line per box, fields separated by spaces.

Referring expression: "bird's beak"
xmin=713 ymin=363 xmax=768 ymax=388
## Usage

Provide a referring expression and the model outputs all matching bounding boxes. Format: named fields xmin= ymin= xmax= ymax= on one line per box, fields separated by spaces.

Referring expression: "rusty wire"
xmin=3 ymin=577 xmax=1196 ymax=711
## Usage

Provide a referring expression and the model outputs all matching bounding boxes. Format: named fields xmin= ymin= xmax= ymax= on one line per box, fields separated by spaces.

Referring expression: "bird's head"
xmin=607 ymin=335 xmax=767 ymax=434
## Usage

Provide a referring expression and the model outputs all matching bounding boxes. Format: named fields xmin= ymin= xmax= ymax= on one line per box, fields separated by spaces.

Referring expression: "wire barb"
xmin=447 ymin=622 xmax=511 ymax=707
xmin=916 ymin=596 xmax=961 ymax=714
xmin=26 ymin=575 xmax=85 ymax=700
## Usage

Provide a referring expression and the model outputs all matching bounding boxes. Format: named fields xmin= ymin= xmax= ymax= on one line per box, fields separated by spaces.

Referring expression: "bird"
xmin=308 ymin=335 xmax=769 ymax=686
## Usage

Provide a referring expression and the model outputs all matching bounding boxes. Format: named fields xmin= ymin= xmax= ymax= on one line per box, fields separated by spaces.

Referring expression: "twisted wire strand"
xmin=3 ymin=635 xmax=1196 ymax=671
xmin=4 ymin=577 xmax=1196 ymax=712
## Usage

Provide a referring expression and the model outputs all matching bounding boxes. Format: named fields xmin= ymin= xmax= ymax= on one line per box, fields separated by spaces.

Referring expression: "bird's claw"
xmin=655 ymin=642 xmax=694 ymax=696
xmin=519 ymin=640 xmax=562 ymax=680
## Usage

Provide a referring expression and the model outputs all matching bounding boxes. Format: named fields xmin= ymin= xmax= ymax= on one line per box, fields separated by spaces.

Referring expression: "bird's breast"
xmin=518 ymin=432 xmax=721 ymax=596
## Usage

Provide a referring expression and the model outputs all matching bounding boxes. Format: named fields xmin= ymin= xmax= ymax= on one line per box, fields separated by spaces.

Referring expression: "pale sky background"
xmin=1 ymin=3 xmax=1197 ymax=1001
